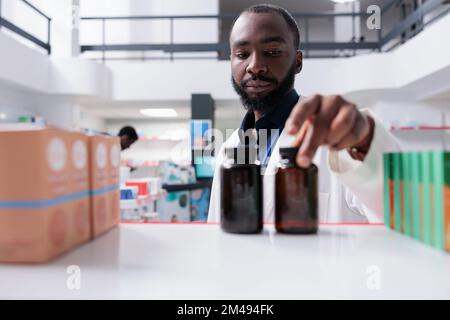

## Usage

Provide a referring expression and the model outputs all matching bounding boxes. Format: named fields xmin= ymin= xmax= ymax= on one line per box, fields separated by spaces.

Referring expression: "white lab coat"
xmin=207 ymin=110 xmax=400 ymax=223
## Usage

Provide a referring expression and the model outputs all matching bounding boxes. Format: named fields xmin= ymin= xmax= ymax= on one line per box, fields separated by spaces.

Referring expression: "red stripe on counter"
xmin=319 ymin=222 xmax=384 ymax=226
xmin=120 ymin=221 xmax=384 ymax=226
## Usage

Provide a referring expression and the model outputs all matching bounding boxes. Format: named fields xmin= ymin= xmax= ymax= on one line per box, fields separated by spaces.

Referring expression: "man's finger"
xmin=296 ymin=117 xmax=329 ymax=168
xmin=332 ymin=113 xmax=369 ymax=150
xmin=286 ymin=94 xmax=321 ymax=135
xmin=292 ymin=117 xmax=313 ymax=147
xmin=326 ymin=103 xmax=357 ymax=146
xmin=296 ymin=96 xmax=343 ymax=166
xmin=331 ymin=131 xmax=359 ymax=151
xmin=296 ymin=122 xmax=316 ymax=167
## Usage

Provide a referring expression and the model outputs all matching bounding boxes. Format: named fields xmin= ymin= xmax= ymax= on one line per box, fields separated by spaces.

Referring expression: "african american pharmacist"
xmin=208 ymin=4 xmax=400 ymax=223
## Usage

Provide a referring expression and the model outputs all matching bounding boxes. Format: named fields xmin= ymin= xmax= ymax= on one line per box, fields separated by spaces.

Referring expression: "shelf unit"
xmin=120 ymin=191 xmax=168 ymax=223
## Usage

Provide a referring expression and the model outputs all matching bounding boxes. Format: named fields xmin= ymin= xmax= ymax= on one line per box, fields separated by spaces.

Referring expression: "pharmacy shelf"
xmin=0 ymin=223 xmax=449 ymax=299
xmin=138 ymin=191 xmax=167 ymax=202
xmin=162 ymin=179 xmax=212 ymax=192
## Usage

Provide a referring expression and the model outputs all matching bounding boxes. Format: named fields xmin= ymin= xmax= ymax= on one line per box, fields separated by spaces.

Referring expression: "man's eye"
xmin=235 ymin=52 xmax=249 ymax=59
xmin=266 ymin=50 xmax=282 ymax=56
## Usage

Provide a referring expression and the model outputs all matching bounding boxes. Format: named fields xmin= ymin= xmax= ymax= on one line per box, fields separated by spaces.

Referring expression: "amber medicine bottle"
xmin=275 ymin=147 xmax=318 ymax=234
xmin=220 ymin=145 xmax=263 ymax=234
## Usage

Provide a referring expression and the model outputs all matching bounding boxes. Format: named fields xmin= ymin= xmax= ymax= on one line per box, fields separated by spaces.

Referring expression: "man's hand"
xmin=285 ymin=94 xmax=375 ymax=168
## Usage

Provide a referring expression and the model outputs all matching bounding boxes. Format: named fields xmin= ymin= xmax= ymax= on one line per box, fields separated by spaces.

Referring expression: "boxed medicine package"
xmin=0 ymin=125 xmax=120 ymax=263
xmin=383 ymin=151 xmax=450 ymax=251
xmin=88 ymin=135 xmax=121 ymax=237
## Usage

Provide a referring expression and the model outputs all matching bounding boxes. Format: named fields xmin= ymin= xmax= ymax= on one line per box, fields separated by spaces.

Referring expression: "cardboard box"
xmin=88 ymin=135 xmax=120 ymax=238
xmin=107 ymin=137 xmax=121 ymax=232
xmin=0 ymin=125 xmax=90 ymax=262
xmin=68 ymin=132 xmax=91 ymax=247
xmin=125 ymin=180 xmax=149 ymax=196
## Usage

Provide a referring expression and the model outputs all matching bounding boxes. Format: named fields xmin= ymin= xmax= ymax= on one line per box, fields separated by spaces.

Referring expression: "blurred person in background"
xmin=118 ymin=126 xmax=138 ymax=151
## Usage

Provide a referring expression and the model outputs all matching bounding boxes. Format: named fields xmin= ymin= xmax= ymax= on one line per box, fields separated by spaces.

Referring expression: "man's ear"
xmin=295 ymin=50 xmax=303 ymax=74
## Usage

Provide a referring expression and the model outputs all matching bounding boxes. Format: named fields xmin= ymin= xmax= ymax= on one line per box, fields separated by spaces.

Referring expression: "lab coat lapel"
xmin=261 ymin=129 xmax=286 ymax=222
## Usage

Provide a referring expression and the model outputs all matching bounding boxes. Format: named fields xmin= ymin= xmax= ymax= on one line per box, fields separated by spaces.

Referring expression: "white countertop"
xmin=1 ymin=223 xmax=449 ymax=299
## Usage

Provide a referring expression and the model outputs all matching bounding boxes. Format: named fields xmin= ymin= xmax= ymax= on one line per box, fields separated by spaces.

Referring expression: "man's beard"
xmin=231 ymin=64 xmax=296 ymax=115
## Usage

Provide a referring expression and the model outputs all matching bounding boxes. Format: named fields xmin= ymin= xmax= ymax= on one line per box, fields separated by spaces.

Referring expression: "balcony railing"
xmin=1 ymin=0 xmax=445 ymax=60
xmin=79 ymin=0 xmax=448 ymax=62
xmin=0 ymin=0 xmax=51 ymax=54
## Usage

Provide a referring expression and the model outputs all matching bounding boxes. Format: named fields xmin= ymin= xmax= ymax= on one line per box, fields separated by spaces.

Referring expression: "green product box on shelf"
xmin=383 ymin=153 xmax=392 ymax=229
xmin=402 ymin=152 xmax=413 ymax=237
xmin=421 ymin=152 xmax=432 ymax=245
xmin=411 ymin=152 xmax=422 ymax=240
xmin=392 ymin=152 xmax=402 ymax=233
xmin=383 ymin=151 xmax=450 ymax=252
xmin=389 ymin=152 xmax=395 ymax=229
xmin=431 ymin=151 xmax=449 ymax=251
xmin=429 ymin=151 xmax=436 ymax=247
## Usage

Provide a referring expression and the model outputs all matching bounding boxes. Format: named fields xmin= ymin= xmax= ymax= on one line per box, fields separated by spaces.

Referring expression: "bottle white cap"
xmin=277 ymin=132 xmax=297 ymax=149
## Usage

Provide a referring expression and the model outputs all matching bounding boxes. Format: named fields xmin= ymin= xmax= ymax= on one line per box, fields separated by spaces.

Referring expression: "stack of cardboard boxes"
xmin=89 ymin=135 xmax=121 ymax=237
xmin=0 ymin=125 xmax=120 ymax=263
xmin=383 ymin=151 xmax=450 ymax=251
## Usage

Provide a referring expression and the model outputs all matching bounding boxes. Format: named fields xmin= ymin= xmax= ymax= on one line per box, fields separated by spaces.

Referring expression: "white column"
xmin=70 ymin=0 xmax=80 ymax=57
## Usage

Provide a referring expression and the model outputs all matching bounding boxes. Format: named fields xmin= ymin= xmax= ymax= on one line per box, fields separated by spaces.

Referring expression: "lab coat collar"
xmin=240 ymin=89 xmax=300 ymax=132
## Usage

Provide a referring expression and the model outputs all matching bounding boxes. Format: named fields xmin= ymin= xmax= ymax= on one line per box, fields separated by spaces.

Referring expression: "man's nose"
xmin=246 ymin=53 xmax=267 ymax=76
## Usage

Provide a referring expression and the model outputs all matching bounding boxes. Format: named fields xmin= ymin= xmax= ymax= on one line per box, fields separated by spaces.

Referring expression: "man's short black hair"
xmin=232 ymin=4 xmax=300 ymax=49
xmin=118 ymin=126 xmax=138 ymax=141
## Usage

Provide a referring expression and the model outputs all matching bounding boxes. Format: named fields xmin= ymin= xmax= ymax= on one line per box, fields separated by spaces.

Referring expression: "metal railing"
xmin=79 ymin=0 xmax=447 ymax=61
xmin=0 ymin=0 xmax=51 ymax=54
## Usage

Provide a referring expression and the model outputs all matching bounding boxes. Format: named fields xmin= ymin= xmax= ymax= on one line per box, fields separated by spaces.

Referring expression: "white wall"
xmin=108 ymin=13 xmax=450 ymax=102
xmin=3 ymin=5 xmax=449 ymax=103
xmin=370 ymin=99 xmax=450 ymax=151
xmin=34 ymin=98 xmax=78 ymax=129
xmin=0 ymin=83 xmax=81 ymax=129
xmin=0 ymin=30 xmax=111 ymax=129
xmin=106 ymin=119 xmax=190 ymax=163
xmin=107 ymin=119 xmax=189 ymax=139
xmin=110 ymin=60 xmax=234 ymax=101
xmin=77 ymin=108 xmax=106 ymax=132
xmin=0 ymin=30 xmax=111 ymax=97
xmin=0 ymin=83 xmax=37 ymax=123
